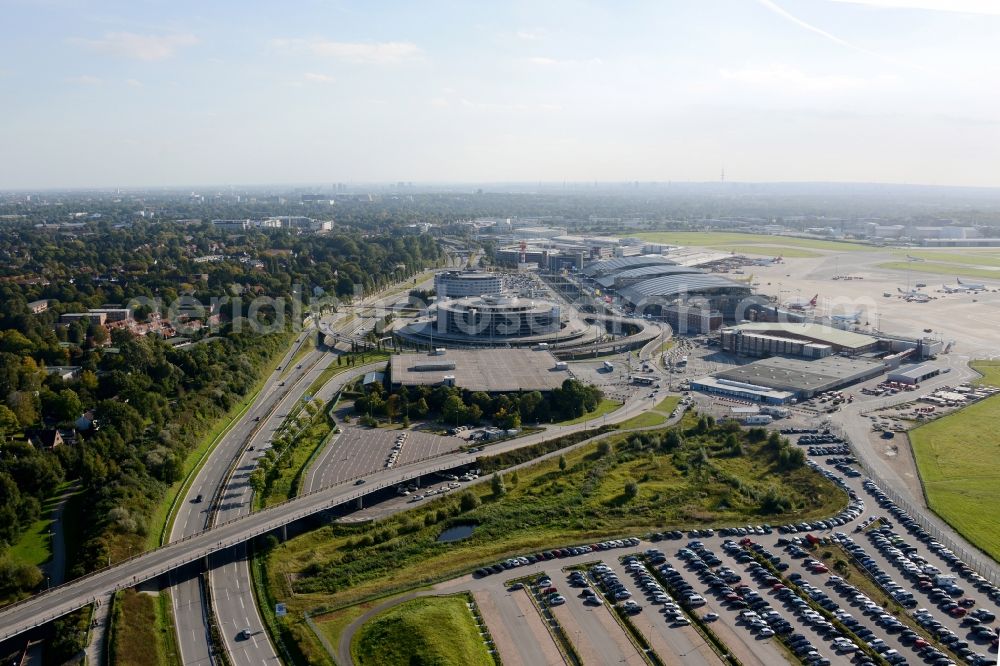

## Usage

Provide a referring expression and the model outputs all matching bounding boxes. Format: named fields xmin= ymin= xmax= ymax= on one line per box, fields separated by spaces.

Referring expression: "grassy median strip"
xmin=639 ymin=555 xmax=743 ymax=666
xmin=610 ymin=603 xmax=664 ymax=666
xmin=742 ymin=547 xmax=887 ymax=666
xmin=830 ymin=541 xmax=964 ymax=662
xmin=305 ymin=351 xmax=389 ymax=398
xmin=516 ymin=582 xmax=581 ymax=666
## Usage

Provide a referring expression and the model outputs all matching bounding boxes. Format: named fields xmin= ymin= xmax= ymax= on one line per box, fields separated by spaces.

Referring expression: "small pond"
xmin=437 ymin=524 xmax=476 ymax=543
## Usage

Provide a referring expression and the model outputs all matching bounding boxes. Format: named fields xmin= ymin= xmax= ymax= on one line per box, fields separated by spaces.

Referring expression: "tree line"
xmin=353 ymin=378 xmax=603 ymax=429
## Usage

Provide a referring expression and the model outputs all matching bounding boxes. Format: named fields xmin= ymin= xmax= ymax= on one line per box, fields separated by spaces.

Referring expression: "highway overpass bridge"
xmin=0 ymin=454 xmax=479 ymax=645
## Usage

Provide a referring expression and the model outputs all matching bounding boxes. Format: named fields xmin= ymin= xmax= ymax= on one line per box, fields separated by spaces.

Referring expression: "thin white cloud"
xmin=523 ymin=56 xmax=603 ymax=67
xmin=125 ymin=78 xmax=142 ymax=87
xmin=719 ymin=64 xmax=879 ymax=93
xmin=515 ymin=29 xmax=543 ymax=41
xmin=66 ymin=75 xmax=102 ymax=85
xmin=74 ymin=32 xmax=198 ymax=61
xmin=272 ymin=38 xmax=421 ymax=64
xmin=827 ymin=0 xmax=1000 ymax=14
xmin=303 ymin=72 xmax=335 ymax=84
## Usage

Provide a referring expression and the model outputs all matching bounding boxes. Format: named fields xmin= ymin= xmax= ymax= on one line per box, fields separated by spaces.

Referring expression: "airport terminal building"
xmin=433 ymin=270 xmax=504 ymax=299
xmin=436 ymin=295 xmax=561 ymax=338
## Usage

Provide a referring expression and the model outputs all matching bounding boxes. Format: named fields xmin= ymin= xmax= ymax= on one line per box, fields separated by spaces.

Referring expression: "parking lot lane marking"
xmin=511 ymin=588 xmax=566 ymax=665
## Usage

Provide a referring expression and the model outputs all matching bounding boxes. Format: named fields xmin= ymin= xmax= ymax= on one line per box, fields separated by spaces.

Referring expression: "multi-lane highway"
xmin=208 ymin=359 xmax=387 ymax=665
xmin=168 ymin=329 xmax=324 ymax=666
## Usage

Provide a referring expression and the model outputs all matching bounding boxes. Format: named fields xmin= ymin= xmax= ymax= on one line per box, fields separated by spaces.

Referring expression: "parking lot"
xmin=305 ymin=424 xmax=465 ymax=492
xmin=430 ymin=454 xmax=1000 ymax=666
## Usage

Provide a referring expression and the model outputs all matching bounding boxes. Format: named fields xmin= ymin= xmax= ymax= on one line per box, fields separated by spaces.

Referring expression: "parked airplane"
xmin=786 ymin=294 xmax=818 ymax=310
xmin=905 ymin=254 xmax=925 ymax=262
xmin=957 ymin=278 xmax=985 ymax=290
xmin=831 ymin=311 xmax=862 ymax=324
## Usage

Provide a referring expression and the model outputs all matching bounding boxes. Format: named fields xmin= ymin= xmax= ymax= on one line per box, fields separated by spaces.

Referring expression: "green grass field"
xmin=878 ymin=261 xmax=1000 ymax=281
xmin=352 ymin=595 xmax=493 ymax=666
xmin=305 ymin=352 xmax=390 ymax=398
xmin=910 ymin=361 xmax=1000 ymax=561
xmin=714 ymin=245 xmax=821 ymax=258
xmin=554 ymin=398 xmax=622 ymax=426
xmin=617 ymin=395 xmax=681 ymax=429
xmin=109 ymin=590 xmax=181 ymax=666
xmin=280 ymin=336 xmax=316 ymax=381
xmin=616 ymin=411 xmax=667 ymax=429
xmin=8 ymin=481 xmax=82 ymax=571
xmin=628 ymin=232 xmax=874 ymax=253
xmin=267 ymin=419 xmax=846 ymax=634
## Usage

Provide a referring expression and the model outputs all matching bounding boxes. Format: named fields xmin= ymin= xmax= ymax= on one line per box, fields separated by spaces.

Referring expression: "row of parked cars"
xmin=740 ymin=539 xmax=882 ymax=666
xmin=863 ymin=478 xmax=1000 ymax=662
xmin=835 ymin=530 xmax=997 ymax=665
xmin=473 ymin=537 xmax=641 ymax=578
xmin=621 ymin=555 xmax=695 ymax=624
xmin=864 ymin=479 xmax=1000 ymax=608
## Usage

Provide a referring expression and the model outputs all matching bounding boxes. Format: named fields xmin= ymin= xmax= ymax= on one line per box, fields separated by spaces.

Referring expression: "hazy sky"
xmin=2 ymin=0 xmax=999 ymax=189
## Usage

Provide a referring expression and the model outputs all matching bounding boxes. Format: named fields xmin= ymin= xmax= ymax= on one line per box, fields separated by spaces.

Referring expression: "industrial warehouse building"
xmin=711 ymin=355 xmax=886 ymax=400
xmin=689 ymin=376 xmax=796 ymax=404
xmin=433 ymin=270 xmax=504 ymax=299
xmin=389 ymin=349 xmax=571 ymax=393
xmin=887 ymin=363 xmax=941 ymax=385
xmin=719 ymin=322 xmax=879 ymax=356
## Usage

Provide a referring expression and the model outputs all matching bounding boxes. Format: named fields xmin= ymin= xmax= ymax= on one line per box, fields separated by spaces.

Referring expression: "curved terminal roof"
xmin=596 ymin=264 xmax=703 ymax=289
xmin=619 ymin=274 xmax=751 ymax=304
xmin=582 ymin=255 xmax=675 ymax=277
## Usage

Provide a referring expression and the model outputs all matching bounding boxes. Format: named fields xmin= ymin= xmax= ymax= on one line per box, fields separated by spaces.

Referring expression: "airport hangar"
xmin=389 ymin=348 xmax=572 ymax=393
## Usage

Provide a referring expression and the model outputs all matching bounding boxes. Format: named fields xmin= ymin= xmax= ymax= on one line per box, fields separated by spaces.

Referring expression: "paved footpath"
xmin=83 ymin=591 xmax=113 ymax=666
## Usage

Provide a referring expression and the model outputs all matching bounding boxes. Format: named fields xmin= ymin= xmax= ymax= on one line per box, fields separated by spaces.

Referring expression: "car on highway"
xmin=354 ymin=479 xmax=365 ymax=485
xmin=193 ymin=494 xmax=203 ymax=503
xmin=239 ymin=628 xmax=252 ymax=640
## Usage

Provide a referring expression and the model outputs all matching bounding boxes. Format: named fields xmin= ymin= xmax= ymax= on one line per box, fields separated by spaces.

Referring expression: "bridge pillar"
xmin=282 ymin=524 xmax=287 ymax=542
xmin=356 ymin=497 xmax=363 ymax=510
